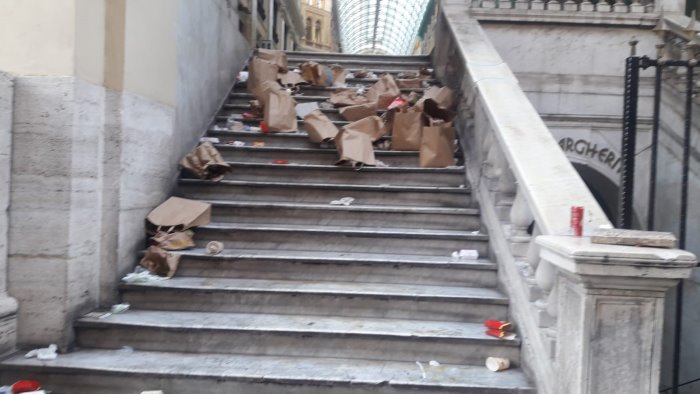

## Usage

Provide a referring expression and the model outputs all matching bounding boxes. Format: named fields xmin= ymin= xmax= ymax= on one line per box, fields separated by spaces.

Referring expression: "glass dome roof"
xmin=336 ymin=0 xmax=430 ymax=55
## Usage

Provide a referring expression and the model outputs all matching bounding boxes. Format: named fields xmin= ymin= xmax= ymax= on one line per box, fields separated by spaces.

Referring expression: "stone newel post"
xmin=536 ymin=235 xmax=696 ymax=394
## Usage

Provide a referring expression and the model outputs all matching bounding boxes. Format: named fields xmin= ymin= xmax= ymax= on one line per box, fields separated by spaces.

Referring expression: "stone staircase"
xmin=0 ymin=52 xmax=535 ymax=393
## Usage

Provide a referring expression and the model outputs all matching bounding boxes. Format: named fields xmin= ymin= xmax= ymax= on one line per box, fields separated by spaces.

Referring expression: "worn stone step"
xmin=177 ymin=179 xmax=472 ymax=208
xmin=214 ymin=115 xmax=351 ymax=128
xmin=206 ymin=130 xmax=345 ymax=148
xmin=191 ymin=222 xmax=488 ymax=256
xmin=167 ymin=249 xmax=496 ymax=287
xmin=204 ymin=200 xmax=480 ymax=230
xmin=76 ymin=311 xmax=520 ymax=365
xmin=222 ymin=103 xmax=380 ymax=121
xmin=121 ymin=277 xmax=508 ymax=322
xmin=0 ymin=349 xmax=535 ymax=394
xmin=229 ymin=87 xmax=427 ymax=102
xmin=234 ymin=77 xmax=439 ymax=90
xmin=213 ymin=145 xmax=419 ymax=166
xmin=181 ymin=162 xmax=465 ymax=187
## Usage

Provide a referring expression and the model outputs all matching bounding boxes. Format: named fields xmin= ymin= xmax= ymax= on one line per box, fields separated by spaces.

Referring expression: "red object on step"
xmin=273 ymin=159 xmax=289 ymax=165
xmin=11 ymin=380 xmax=41 ymax=393
xmin=484 ymin=320 xmax=512 ymax=331
xmin=485 ymin=329 xmax=517 ymax=340
xmin=260 ymin=121 xmax=270 ymax=133
xmin=241 ymin=112 xmax=256 ymax=119
xmin=570 ymin=206 xmax=584 ymax=236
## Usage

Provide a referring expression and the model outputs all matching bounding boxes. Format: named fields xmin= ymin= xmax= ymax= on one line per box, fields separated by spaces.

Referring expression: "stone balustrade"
xmin=434 ymin=2 xmax=696 ymax=393
xmin=471 ymin=0 xmax=654 ymax=13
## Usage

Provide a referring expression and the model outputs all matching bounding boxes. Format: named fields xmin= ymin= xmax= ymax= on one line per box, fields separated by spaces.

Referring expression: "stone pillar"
xmin=0 ymin=72 xmax=19 ymax=356
xmin=249 ymin=0 xmax=259 ymax=47
xmin=536 ymin=235 xmax=696 ymax=394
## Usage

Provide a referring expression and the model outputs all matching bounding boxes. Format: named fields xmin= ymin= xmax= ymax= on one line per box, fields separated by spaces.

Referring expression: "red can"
xmin=570 ymin=206 xmax=584 ymax=236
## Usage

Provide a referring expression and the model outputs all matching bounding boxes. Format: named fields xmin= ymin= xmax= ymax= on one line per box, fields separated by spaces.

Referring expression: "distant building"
xmin=239 ymin=0 xmax=305 ymax=50
xmin=300 ymin=0 xmax=336 ymax=52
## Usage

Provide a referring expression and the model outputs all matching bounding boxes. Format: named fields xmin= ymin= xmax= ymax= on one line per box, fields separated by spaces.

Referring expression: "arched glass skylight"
xmin=336 ymin=0 xmax=429 ymax=55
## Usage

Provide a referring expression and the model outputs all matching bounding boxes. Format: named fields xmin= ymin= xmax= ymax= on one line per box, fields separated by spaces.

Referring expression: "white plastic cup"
xmin=485 ymin=357 xmax=510 ymax=372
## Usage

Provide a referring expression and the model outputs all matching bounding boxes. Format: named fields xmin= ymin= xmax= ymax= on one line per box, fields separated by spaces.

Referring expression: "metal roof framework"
xmin=336 ymin=0 xmax=429 ymax=55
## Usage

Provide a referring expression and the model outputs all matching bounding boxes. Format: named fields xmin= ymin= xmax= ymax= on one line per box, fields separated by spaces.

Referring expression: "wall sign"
xmin=558 ymin=137 xmax=622 ymax=174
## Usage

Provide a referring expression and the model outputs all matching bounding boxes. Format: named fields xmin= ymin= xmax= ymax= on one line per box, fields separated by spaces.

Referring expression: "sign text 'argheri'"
xmin=558 ymin=137 xmax=622 ymax=173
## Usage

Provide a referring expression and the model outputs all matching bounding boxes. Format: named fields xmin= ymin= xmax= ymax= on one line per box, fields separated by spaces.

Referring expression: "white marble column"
xmin=537 ymin=235 xmax=696 ymax=394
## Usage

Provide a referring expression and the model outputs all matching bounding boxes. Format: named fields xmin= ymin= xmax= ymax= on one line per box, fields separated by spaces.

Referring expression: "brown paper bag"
xmin=303 ymin=110 xmax=339 ymax=143
xmin=376 ymin=93 xmax=399 ymax=110
xmin=367 ymin=73 xmax=401 ymax=103
xmin=331 ymin=64 xmax=346 ymax=87
xmin=146 ymin=197 xmax=211 ymax=234
xmin=423 ymin=98 xmax=457 ymax=126
xmin=180 ymin=142 xmax=232 ymax=181
xmin=339 ymin=102 xmax=377 ymax=121
xmin=264 ymin=89 xmax=298 ymax=132
xmin=397 ymin=79 xmax=423 ymax=89
xmin=300 ymin=61 xmax=332 ymax=86
xmin=249 ymin=99 xmax=264 ymax=118
xmin=151 ymin=230 xmax=195 ymax=251
xmin=335 ymin=129 xmax=376 ymax=166
xmin=418 ymin=86 xmax=456 ymax=109
xmin=420 ymin=126 xmax=456 ymax=167
xmin=343 ymin=115 xmax=385 ymax=142
xmin=247 ymin=57 xmax=279 ymax=93
xmin=353 ymin=68 xmax=369 ymax=78
xmin=329 ymin=89 xmax=369 ymax=107
xmin=252 ymin=78 xmax=284 ymax=103
xmin=140 ymin=246 xmax=181 ymax=278
xmin=392 ymin=109 xmax=423 ymax=151
xmin=256 ymin=48 xmax=288 ymax=72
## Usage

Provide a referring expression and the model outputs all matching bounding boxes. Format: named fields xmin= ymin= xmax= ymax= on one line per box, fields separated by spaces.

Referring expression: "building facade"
xmin=238 ymin=0 xmax=305 ymax=50
xmin=299 ymin=0 xmax=336 ymax=52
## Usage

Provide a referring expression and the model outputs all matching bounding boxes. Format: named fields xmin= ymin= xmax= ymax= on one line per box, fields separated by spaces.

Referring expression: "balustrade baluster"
xmin=547 ymin=0 xmax=562 ymax=11
xmin=597 ymin=0 xmax=612 ymax=12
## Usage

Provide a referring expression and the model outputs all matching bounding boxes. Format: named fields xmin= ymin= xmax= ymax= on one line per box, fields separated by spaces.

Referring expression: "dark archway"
xmin=572 ymin=163 xmax=619 ymax=227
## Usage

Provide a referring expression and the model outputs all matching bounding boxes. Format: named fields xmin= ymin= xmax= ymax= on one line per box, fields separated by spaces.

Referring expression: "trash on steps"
xmin=140 ymin=391 xmax=165 ymax=394
xmin=146 ymin=197 xmax=211 ymax=234
xmin=199 ymin=137 xmax=220 ymax=144
xmin=451 ymin=249 xmax=479 ymax=260
xmin=319 ymin=102 xmax=334 ymax=110
xmin=140 ymin=246 xmax=181 ymax=278
xmin=300 ymin=61 xmax=332 ymax=86
xmin=420 ymin=124 xmax=455 ymax=168
xmin=415 ymin=361 xmax=427 ymax=379
xmin=206 ymin=241 xmax=224 ymax=255
xmin=25 ymin=345 xmax=57 ymax=361
xmin=237 ymin=71 xmax=249 ymax=82
xmin=339 ymin=102 xmax=377 ymax=122
xmin=330 ymin=197 xmax=355 ymax=206
xmin=226 ymin=140 xmax=246 ymax=147
xmin=122 ymin=269 xmax=166 ymax=284
xmin=304 ymin=110 xmax=339 ymax=144
xmin=429 ymin=360 xmax=441 ymax=367
xmin=273 ymin=159 xmax=289 ymax=164
xmin=10 ymin=380 xmax=42 ymax=393
xmin=366 ymin=73 xmax=401 ymax=104
xmin=353 ymin=68 xmax=369 ymax=78
xmin=335 ymin=129 xmax=376 ymax=167
xmin=485 ymin=329 xmax=518 ymax=341
xmin=253 ymin=141 xmax=265 ymax=147
xmin=99 ymin=303 xmax=130 ymax=319
xmin=342 ymin=116 xmax=385 ymax=142
xmin=484 ymin=320 xmax=513 ymax=331
xmin=329 ymin=89 xmax=369 ymax=107
xmin=391 ymin=107 xmax=422 ymax=151
xmin=151 ymin=230 xmax=195 ymax=251
xmin=180 ymin=142 xmax=232 ymax=182
xmin=485 ymin=357 xmax=511 ymax=372
xmin=295 ymin=102 xmax=320 ymax=119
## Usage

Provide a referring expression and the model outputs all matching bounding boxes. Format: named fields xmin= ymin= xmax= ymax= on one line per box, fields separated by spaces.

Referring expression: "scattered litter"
xmin=206 ymin=241 xmax=224 ymax=255
xmin=237 ymin=71 xmax=249 ymax=82
xmin=459 ymin=184 xmax=466 ymax=188
xmin=227 ymin=120 xmax=245 ymax=132
xmin=484 ymin=320 xmax=512 ymax=330
xmin=429 ymin=360 xmax=441 ymax=367
xmin=375 ymin=160 xmax=389 ymax=168
xmin=330 ymin=197 xmax=355 ymax=206
xmin=122 ymin=270 xmax=167 ymax=284
xmin=247 ymin=126 xmax=262 ymax=132
xmin=485 ymin=329 xmax=518 ymax=340
xmin=296 ymin=102 xmax=320 ymax=119
xmin=99 ymin=303 xmax=130 ymax=319
xmin=451 ymin=249 xmax=479 ymax=260
xmin=415 ymin=361 xmax=427 ymax=379
xmin=319 ymin=102 xmax=335 ymax=110
xmin=273 ymin=159 xmax=289 ymax=164
xmin=470 ymin=230 xmax=480 ymax=235
xmin=25 ymin=344 xmax=57 ymax=361
xmin=0 ymin=386 xmax=10 ymax=394
xmin=10 ymin=380 xmax=42 ymax=394
xmin=211 ymin=125 xmax=227 ymax=131
xmin=199 ymin=137 xmax=220 ymax=144
xmin=366 ymin=72 xmax=378 ymax=79
xmin=227 ymin=140 xmax=246 ymax=147
xmin=486 ymin=357 xmax=511 ymax=372
xmin=140 ymin=391 xmax=165 ymax=394
xmin=229 ymin=114 xmax=243 ymax=120
xmin=253 ymin=141 xmax=265 ymax=147
xmin=241 ymin=112 xmax=256 ymax=119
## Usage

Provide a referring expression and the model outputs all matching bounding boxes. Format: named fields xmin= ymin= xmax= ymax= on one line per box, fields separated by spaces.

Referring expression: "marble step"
xmin=203 ymin=200 xmax=480 ymax=230
xmin=212 ymin=144 xmax=420 ymax=166
xmin=234 ymin=77 xmax=439 ymax=90
xmin=0 ymin=349 xmax=535 ymax=394
xmin=190 ymin=222 xmax=488 ymax=256
xmin=230 ymin=87 xmax=429 ymax=101
xmin=205 ymin=129 xmax=350 ymax=148
xmin=222 ymin=103 xmax=381 ymax=121
xmin=176 ymin=179 xmax=472 ymax=208
xmin=165 ymin=249 xmax=496 ymax=287
xmin=214 ymin=115 xmax=351 ymax=128
xmin=120 ymin=277 xmax=509 ymax=322
xmin=181 ymin=162 xmax=465 ymax=187
xmin=76 ymin=310 xmax=519 ymax=364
